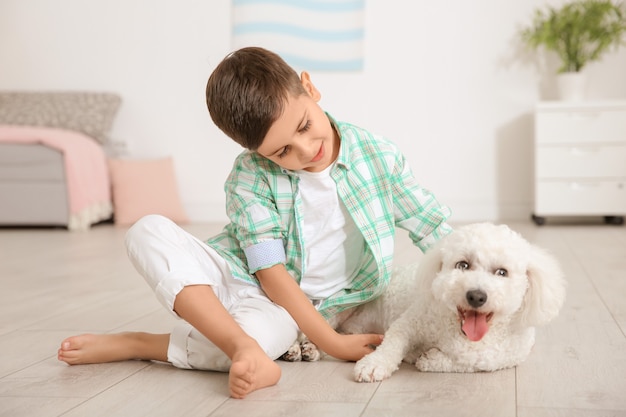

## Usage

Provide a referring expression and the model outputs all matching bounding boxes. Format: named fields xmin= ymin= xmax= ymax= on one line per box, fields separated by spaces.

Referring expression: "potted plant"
xmin=521 ymin=0 xmax=626 ymax=100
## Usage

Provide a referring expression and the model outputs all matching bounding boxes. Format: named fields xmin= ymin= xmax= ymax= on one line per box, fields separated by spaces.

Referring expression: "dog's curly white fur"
xmin=351 ymin=222 xmax=566 ymax=382
xmin=281 ymin=223 xmax=566 ymax=382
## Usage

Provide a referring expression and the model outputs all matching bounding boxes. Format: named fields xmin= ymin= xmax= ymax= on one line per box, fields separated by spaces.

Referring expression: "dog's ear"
xmin=517 ymin=245 xmax=567 ymax=327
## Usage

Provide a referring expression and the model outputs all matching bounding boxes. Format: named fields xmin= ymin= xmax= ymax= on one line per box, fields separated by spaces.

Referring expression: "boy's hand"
xmin=327 ymin=333 xmax=384 ymax=362
xmin=256 ymin=264 xmax=383 ymax=362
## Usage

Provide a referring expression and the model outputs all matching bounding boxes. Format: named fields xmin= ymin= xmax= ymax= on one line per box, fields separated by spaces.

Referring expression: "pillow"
xmin=108 ymin=157 xmax=189 ymax=225
xmin=0 ymin=91 xmax=121 ymax=144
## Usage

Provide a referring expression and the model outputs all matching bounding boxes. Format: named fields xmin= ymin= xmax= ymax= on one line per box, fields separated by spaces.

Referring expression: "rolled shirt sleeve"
xmin=243 ymin=239 xmax=286 ymax=273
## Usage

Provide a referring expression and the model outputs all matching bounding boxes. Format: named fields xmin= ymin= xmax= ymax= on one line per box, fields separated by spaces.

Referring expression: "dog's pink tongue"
xmin=462 ymin=311 xmax=489 ymax=341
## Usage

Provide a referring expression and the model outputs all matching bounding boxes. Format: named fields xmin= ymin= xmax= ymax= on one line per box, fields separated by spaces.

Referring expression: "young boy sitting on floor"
xmin=58 ymin=47 xmax=452 ymax=399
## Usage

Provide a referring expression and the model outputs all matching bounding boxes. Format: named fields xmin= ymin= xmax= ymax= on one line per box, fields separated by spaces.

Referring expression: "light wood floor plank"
xmin=1 ymin=356 xmax=149 ymax=399
xmin=211 ymin=400 xmax=367 ymax=417
xmin=0 ymin=397 xmax=86 ymax=417
xmin=58 ymin=363 xmax=229 ymax=417
xmin=518 ymin=407 xmax=626 ymax=417
xmin=517 ymin=320 xmax=626 ymax=410
xmin=249 ymin=360 xmax=380 ymax=403
xmin=363 ymin=364 xmax=516 ymax=417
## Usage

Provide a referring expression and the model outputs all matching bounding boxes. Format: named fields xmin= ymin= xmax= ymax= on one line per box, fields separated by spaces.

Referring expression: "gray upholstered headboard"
xmin=0 ymin=91 xmax=121 ymax=144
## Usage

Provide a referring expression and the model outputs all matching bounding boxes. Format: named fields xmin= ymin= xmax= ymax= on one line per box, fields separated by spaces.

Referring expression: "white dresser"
xmin=533 ymin=100 xmax=626 ymax=225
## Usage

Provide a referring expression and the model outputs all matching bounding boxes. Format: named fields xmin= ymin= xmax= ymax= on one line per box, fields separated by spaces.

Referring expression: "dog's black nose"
xmin=466 ymin=289 xmax=487 ymax=308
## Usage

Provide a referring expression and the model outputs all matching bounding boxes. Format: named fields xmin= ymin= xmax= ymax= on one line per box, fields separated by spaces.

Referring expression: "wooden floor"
xmin=1 ymin=220 xmax=625 ymax=417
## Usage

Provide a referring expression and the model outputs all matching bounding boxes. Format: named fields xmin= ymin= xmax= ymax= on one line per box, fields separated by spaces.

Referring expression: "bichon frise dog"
xmin=351 ymin=222 xmax=566 ymax=382
xmin=282 ymin=223 xmax=566 ymax=382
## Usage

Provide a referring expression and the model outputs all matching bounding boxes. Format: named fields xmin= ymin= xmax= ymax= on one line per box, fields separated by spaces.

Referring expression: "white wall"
xmin=2 ymin=0 xmax=625 ymax=223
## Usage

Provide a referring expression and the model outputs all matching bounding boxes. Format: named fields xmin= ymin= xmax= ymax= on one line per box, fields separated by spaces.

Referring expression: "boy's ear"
xmin=300 ymin=71 xmax=321 ymax=101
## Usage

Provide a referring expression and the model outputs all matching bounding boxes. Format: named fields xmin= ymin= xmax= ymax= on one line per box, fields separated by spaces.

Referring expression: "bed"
xmin=0 ymin=91 xmax=122 ymax=230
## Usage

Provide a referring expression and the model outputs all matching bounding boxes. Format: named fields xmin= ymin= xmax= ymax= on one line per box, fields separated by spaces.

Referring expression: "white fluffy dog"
xmin=282 ymin=223 xmax=566 ymax=382
xmin=351 ymin=222 xmax=566 ymax=381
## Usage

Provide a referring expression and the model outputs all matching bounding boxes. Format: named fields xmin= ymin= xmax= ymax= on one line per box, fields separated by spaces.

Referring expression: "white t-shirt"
xmin=296 ymin=163 xmax=365 ymax=300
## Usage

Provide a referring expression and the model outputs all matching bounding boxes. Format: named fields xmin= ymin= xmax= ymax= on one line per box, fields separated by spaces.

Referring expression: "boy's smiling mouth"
xmin=310 ymin=143 xmax=325 ymax=163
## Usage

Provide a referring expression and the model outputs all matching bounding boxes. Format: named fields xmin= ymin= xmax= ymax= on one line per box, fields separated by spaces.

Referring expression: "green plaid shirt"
xmin=206 ymin=115 xmax=452 ymax=318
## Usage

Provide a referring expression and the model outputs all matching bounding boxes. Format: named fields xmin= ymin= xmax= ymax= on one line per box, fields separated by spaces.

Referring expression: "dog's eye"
xmin=495 ymin=268 xmax=508 ymax=277
xmin=455 ymin=261 xmax=470 ymax=270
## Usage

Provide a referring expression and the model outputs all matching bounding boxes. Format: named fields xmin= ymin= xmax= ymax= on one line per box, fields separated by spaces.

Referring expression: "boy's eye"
xmin=299 ymin=120 xmax=311 ymax=133
xmin=278 ymin=146 xmax=290 ymax=158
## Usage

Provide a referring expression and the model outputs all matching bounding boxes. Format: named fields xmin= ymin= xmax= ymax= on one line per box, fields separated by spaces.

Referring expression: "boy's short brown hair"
xmin=206 ymin=47 xmax=306 ymax=150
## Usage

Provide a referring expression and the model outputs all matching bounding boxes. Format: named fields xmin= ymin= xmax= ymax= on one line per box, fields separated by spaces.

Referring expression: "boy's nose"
xmin=295 ymin=137 xmax=317 ymax=158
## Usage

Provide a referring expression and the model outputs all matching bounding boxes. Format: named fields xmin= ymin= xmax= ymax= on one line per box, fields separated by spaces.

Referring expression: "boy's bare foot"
xmin=60 ymin=333 xmax=279 ymax=398
xmin=228 ymin=346 xmax=281 ymax=399
xmin=58 ymin=333 xmax=169 ymax=365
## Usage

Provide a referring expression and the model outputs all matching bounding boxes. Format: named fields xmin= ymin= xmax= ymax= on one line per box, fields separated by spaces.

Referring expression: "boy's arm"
xmin=255 ymin=264 xmax=382 ymax=361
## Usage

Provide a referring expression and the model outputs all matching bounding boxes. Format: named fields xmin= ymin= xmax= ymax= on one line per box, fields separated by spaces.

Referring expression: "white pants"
xmin=125 ymin=214 xmax=298 ymax=372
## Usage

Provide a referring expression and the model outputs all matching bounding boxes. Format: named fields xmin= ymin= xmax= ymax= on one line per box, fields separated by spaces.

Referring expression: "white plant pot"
xmin=556 ymin=72 xmax=587 ymax=101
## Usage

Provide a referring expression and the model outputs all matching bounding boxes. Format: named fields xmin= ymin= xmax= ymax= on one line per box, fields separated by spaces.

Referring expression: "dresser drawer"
xmin=535 ymin=108 xmax=626 ymax=144
xmin=536 ymin=145 xmax=626 ymax=178
xmin=535 ymin=180 xmax=626 ymax=215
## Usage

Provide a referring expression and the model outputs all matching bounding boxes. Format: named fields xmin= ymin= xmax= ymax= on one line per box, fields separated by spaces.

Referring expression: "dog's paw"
xmin=280 ymin=341 xmax=302 ymax=362
xmin=301 ymin=340 xmax=321 ymax=362
xmin=353 ymin=352 xmax=397 ymax=382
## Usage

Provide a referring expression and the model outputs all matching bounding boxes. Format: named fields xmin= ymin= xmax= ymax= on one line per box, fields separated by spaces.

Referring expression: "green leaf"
xmin=520 ymin=0 xmax=626 ymax=73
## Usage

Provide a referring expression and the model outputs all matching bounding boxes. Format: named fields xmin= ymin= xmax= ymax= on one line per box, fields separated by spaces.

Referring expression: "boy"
xmin=58 ymin=47 xmax=452 ymax=399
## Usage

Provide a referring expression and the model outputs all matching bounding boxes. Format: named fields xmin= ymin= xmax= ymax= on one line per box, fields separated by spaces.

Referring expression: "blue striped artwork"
xmin=232 ymin=0 xmax=365 ymax=72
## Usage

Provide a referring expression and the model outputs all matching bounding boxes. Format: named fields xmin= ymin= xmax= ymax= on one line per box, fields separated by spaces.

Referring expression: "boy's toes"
xmin=60 ymin=335 xmax=86 ymax=351
xmin=60 ymin=339 xmax=73 ymax=351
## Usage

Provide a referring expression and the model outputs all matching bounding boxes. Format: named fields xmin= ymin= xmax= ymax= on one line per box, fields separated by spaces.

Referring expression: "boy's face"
xmin=256 ymin=73 xmax=339 ymax=172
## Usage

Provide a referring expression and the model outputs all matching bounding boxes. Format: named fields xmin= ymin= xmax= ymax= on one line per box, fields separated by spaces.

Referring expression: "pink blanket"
xmin=0 ymin=125 xmax=112 ymax=230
